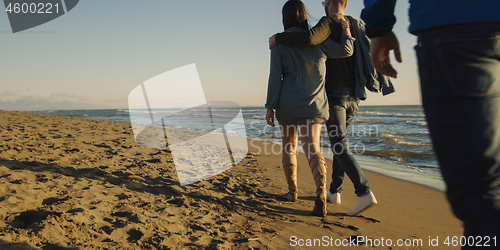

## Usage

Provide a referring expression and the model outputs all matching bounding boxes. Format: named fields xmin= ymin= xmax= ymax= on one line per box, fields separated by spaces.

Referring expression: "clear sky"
xmin=0 ymin=0 xmax=420 ymax=110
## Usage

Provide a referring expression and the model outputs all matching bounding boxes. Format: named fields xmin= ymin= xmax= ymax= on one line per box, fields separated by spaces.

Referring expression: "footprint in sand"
xmin=7 ymin=209 xmax=62 ymax=229
xmin=42 ymin=196 xmax=70 ymax=206
xmin=127 ymin=228 xmax=144 ymax=243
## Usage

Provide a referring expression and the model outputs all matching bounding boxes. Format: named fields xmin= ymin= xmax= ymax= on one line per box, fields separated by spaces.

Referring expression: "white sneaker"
xmin=346 ymin=191 xmax=378 ymax=216
xmin=327 ymin=192 xmax=341 ymax=204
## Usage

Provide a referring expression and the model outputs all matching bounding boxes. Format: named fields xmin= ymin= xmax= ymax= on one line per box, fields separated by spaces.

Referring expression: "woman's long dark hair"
xmin=282 ymin=0 xmax=309 ymax=31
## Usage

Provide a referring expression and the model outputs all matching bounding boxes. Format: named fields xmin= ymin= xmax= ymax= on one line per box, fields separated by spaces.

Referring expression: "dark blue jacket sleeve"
xmin=361 ymin=0 xmax=397 ymax=31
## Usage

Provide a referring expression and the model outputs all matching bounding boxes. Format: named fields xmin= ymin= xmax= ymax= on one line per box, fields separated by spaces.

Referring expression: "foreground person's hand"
xmin=370 ymin=31 xmax=402 ymax=78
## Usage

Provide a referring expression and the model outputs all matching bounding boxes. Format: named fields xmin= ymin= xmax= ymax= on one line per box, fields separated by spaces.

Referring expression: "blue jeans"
xmin=326 ymin=95 xmax=370 ymax=196
xmin=416 ymin=22 xmax=500 ymax=242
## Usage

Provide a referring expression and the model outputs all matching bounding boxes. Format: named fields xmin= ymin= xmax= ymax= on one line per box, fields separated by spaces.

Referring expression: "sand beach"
xmin=0 ymin=110 xmax=462 ymax=249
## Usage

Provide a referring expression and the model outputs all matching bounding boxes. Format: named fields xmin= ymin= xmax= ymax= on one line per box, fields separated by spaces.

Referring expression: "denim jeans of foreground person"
xmin=416 ymin=22 xmax=500 ymax=242
xmin=326 ymin=95 xmax=371 ymax=196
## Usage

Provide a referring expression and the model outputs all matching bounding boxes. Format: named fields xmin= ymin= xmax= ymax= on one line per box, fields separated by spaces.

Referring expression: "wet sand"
xmin=0 ymin=110 xmax=462 ymax=249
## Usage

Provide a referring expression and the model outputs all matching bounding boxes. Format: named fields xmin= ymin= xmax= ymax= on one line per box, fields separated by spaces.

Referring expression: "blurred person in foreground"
xmin=362 ymin=0 xmax=500 ymax=245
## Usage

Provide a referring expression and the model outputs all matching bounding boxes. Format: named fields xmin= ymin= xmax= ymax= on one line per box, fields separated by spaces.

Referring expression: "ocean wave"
xmin=405 ymin=120 xmax=427 ymax=126
xmin=357 ymin=111 xmax=425 ymax=118
xmin=160 ymin=113 xmax=241 ymax=119
xmin=207 ymin=108 xmax=241 ymax=111
xmin=354 ymin=119 xmax=372 ymax=123
xmin=241 ymin=109 xmax=265 ymax=112
xmin=362 ymin=149 xmax=434 ymax=159
xmin=128 ymin=110 xmax=155 ymax=114
xmin=212 ymin=114 xmax=242 ymax=118
xmin=409 ymin=164 xmax=438 ymax=169
xmin=376 ymin=107 xmax=423 ymax=112
xmin=371 ymin=132 xmax=431 ymax=147
xmin=249 ymin=115 xmax=266 ymax=119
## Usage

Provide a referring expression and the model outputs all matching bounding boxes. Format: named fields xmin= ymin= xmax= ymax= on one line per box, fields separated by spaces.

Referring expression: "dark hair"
xmin=329 ymin=0 xmax=348 ymax=8
xmin=332 ymin=0 xmax=348 ymax=6
xmin=282 ymin=0 xmax=309 ymax=31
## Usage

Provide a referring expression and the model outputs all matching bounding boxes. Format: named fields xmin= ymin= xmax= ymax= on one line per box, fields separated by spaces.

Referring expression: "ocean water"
xmin=31 ymin=105 xmax=445 ymax=191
